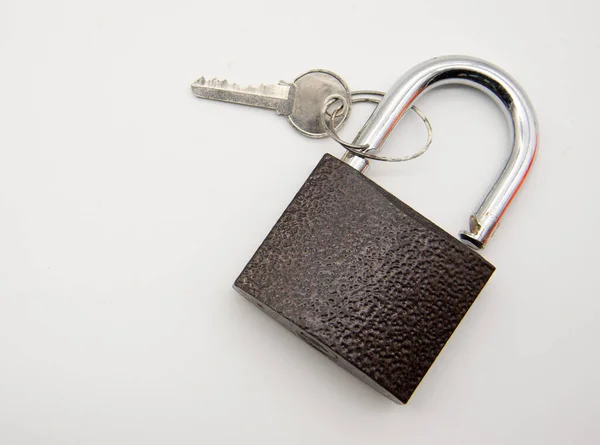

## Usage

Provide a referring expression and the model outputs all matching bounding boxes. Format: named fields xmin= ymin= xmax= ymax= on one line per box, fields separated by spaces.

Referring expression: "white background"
xmin=0 ymin=0 xmax=598 ymax=443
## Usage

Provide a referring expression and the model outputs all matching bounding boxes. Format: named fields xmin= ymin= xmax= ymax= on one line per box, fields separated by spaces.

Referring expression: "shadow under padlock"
xmin=234 ymin=56 xmax=538 ymax=404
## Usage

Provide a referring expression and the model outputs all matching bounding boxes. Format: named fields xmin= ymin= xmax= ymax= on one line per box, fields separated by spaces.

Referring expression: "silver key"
xmin=191 ymin=69 xmax=352 ymax=138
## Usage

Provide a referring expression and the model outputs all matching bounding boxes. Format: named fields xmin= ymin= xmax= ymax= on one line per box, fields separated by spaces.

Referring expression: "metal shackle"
xmin=342 ymin=55 xmax=538 ymax=249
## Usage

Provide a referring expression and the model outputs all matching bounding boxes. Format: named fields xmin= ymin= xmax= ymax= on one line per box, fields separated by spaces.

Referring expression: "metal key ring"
xmin=321 ymin=90 xmax=433 ymax=162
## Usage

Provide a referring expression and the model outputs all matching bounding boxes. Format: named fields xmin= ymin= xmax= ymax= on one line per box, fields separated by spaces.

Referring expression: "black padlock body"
xmin=234 ymin=154 xmax=495 ymax=403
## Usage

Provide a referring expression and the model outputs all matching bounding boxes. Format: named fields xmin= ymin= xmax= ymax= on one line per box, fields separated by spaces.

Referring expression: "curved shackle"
xmin=342 ymin=55 xmax=538 ymax=250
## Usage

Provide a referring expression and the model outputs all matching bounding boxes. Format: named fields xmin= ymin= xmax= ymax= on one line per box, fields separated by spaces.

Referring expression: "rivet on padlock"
xmin=234 ymin=56 xmax=538 ymax=404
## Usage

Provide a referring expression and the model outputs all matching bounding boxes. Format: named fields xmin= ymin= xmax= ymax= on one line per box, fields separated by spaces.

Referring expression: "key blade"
xmin=191 ymin=77 xmax=295 ymax=116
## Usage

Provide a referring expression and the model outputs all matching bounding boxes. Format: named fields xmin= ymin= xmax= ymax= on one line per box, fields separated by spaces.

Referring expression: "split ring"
xmin=321 ymin=90 xmax=433 ymax=162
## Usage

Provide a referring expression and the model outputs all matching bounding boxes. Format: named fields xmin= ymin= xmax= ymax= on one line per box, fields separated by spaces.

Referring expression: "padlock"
xmin=234 ymin=56 xmax=538 ymax=404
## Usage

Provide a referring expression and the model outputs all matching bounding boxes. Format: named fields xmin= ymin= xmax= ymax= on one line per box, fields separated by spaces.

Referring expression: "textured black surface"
xmin=234 ymin=154 xmax=495 ymax=403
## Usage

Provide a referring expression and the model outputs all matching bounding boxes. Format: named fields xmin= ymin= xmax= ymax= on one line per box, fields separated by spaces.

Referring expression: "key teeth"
xmin=191 ymin=76 xmax=207 ymax=88
xmin=191 ymin=75 xmax=293 ymax=115
xmin=192 ymin=77 xmax=229 ymax=89
xmin=192 ymin=76 xmax=291 ymax=100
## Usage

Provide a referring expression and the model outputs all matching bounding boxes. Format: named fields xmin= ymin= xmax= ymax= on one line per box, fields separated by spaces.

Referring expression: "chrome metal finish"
xmin=321 ymin=91 xmax=433 ymax=162
xmin=342 ymin=55 xmax=538 ymax=249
